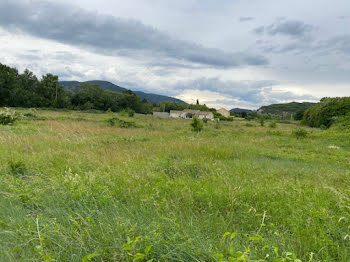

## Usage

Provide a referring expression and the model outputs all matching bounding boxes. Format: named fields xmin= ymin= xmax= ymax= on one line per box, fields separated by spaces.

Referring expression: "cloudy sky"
xmin=0 ymin=0 xmax=349 ymax=109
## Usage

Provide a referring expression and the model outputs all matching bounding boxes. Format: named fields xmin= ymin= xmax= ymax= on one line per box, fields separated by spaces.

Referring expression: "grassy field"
xmin=0 ymin=109 xmax=350 ymax=261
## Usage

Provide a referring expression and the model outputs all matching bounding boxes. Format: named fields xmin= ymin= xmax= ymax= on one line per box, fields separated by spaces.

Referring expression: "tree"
xmin=40 ymin=74 xmax=60 ymax=107
xmin=196 ymin=99 xmax=199 ymax=105
xmin=0 ymin=63 xmax=19 ymax=106
xmin=294 ymin=110 xmax=305 ymax=121
xmin=191 ymin=116 xmax=203 ymax=133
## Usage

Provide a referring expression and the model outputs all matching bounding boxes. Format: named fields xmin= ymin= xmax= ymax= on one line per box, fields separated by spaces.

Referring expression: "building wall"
xmin=218 ymin=109 xmax=230 ymax=118
xmin=153 ymin=112 xmax=170 ymax=118
xmin=170 ymin=112 xmax=184 ymax=118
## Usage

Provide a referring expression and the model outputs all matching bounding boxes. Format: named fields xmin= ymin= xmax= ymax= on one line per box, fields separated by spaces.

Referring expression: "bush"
xmin=0 ymin=108 xmax=18 ymax=125
xmin=268 ymin=121 xmax=277 ymax=128
xmin=214 ymin=119 xmax=220 ymax=129
xmin=259 ymin=118 xmax=265 ymax=126
xmin=127 ymin=109 xmax=135 ymax=117
xmin=303 ymin=97 xmax=350 ymax=128
xmin=202 ymin=118 xmax=208 ymax=124
xmin=191 ymin=116 xmax=203 ymax=132
xmin=106 ymin=117 xmax=136 ymax=128
xmin=292 ymin=128 xmax=308 ymax=139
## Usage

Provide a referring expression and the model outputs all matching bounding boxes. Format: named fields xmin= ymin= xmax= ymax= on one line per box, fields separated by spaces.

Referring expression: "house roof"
xmin=198 ymin=111 xmax=213 ymax=116
xmin=169 ymin=110 xmax=213 ymax=117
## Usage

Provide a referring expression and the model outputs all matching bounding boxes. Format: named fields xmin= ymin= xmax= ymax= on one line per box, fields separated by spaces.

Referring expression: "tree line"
xmin=0 ymin=63 xmax=153 ymax=114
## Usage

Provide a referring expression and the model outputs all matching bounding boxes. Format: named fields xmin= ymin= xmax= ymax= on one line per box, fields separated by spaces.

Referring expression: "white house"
xmin=169 ymin=109 xmax=214 ymax=120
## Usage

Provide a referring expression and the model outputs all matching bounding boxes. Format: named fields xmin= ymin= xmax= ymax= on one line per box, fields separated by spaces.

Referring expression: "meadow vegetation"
xmin=0 ymin=108 xmax=350 ymax=261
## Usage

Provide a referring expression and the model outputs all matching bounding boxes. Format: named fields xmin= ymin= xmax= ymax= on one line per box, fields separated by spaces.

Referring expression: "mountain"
xmin=230 ymin=108 xmax=253 ymax=113
xmin=257 ymin=102 xmax=317 ymax=115
xmin=60 ymin=80 xmax=187 ymax=105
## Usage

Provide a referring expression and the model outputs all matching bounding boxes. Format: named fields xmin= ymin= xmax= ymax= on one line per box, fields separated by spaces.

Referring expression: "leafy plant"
xmin=269 ymin=121 xmax=277 ymax=128
xmin=191 ymin=116 xmax=203 ymax=132
xmin=0 ymin=108 xmax=18 ymax=125
xmin=292 ymin=128 xmax=308 ymax=139
xmin=106 ymin=117 xmax=136 ymax=128
xmin=260 ymin=117 xmax=265 ymax=127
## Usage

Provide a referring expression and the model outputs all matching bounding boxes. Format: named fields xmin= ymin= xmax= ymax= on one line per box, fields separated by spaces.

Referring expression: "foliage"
xmin=106 ymin=117 xmax=136 ymax=128
xmin=0 ymin=63 xmax=153 ymax=114
xmin=61 ymin=80 xmax=187 ymax=105
xmin=259 ymin=117 xmax=265 ymax=127
xmin=294 ymin=110 xmax=305 ymax=121
xmin=292 ymin=128 xmax=308 ymax=139
xmin=202 ymin=118 xmax=208 ymax=124
xmin=191 ymin=116 xmax=203 ymax=132
xmin=268 ymin=121 xmax=277 ymax=128
xmin=258 ymin=102 xmax=317 ymax=117
xmin=303 ymin=97 xmax=350 ymax=128
xmin=157 ymin=101 xmax=188 ymax=112
xmin=0 ymin=108 xmax=18 ymax=125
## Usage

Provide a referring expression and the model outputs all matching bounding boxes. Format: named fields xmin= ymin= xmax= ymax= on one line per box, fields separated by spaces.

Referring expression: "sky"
xmin=0 ymin=0 xmax=349 ymax=109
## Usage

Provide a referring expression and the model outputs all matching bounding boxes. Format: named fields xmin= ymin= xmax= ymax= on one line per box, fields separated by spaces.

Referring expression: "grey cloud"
xmin=0 ymin=0 xmax=268 ymax=68
xmin=254 ymin=19 xmax=315 ymax=38
xmin=253 ymin=26 xmax=265 ymax=34
xmin=172 ymin=78 xmax=317 ymax=106
xmin=239 ymin=17 xmax=255 ymax=22
xmin=257 ymin=34 xmax=350 ymax=56
xmin=320 ymin=35 xmax=350 ymax=55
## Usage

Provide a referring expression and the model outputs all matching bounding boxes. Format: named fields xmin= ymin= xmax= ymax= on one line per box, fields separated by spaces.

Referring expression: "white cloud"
xmin=1 ymin=0 xmax=350 ymax=109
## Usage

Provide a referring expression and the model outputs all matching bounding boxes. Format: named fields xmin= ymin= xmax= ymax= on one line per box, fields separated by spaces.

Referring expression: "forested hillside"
xmin=60 ymin=80 xmax=187 ymax=105
xmin=0 ymin=63 xmax=152 ymax=113
xmin=258 ymin=102 xmax=316 ymax=117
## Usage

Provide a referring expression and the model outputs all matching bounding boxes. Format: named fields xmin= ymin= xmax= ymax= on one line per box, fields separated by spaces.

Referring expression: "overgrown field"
xmin=0 ymin=109 xmax=350 ymax=261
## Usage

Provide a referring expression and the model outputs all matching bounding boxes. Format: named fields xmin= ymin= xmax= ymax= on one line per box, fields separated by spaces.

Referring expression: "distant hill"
xmin=60 ymin=80 xmax=187 ymax=105
xmin=257 ymin=102 xmax=317 ymax=115
xmin=230 ymin=108 xmax=253 ymax=113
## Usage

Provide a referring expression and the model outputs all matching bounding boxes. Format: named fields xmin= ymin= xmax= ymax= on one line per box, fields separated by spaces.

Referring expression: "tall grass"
xmin=0 ymin=109 xmax=349 ymax=261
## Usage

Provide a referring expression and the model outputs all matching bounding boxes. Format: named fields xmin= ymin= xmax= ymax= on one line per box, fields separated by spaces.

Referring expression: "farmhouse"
xmin=217 ymin=108 xmax=230 ymax=118
xmin=170 ymin=109 xmax=214 ymax=120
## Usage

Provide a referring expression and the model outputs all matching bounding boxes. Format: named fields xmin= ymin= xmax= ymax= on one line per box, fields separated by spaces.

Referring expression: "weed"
xmin=0 ymin=108 xmax=18 ymax=125
xmin=292 ymin=128 xmax=308 ymax=139
xmin=8 ymin=160 xmax=31 ymax=177
xmin=269 ymin=121 xmax=277 ymax=128
xmin=260 ymin=118 xmax=265 ymax=127
xmin=106 ymin=117 xmax=136 ymax=128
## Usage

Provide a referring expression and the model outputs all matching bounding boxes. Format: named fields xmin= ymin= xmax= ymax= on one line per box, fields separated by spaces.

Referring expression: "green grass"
xmin=0 ymin=108 xmax=350 ymax=261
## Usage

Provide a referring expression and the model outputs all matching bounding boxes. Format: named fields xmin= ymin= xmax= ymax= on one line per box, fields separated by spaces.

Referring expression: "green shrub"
xmin=245 ymin=123 xmax=255 ymax=127
xmin=0 ymin=108 xmax=18 ymax=125
xmin=127 ymin=109 xmax=135 ymax=117
xmin=303 ymin=97 xmax=350 ymax=128
xmin=259 ymin=118 xmax=265 ymax=126
xmin=320 ymin=124 xmax=327 ymax=130
xmin=202 ymin=118 xmax=208 ymax=124
xmin=119 ymin=109 xmax=135 ymax=117
xmin=191 ymin=116 xmax=203 ymax=132
xmin=106 ymin=117 xmax=136 ymax=128
xmin=292 ymin=128 xmax=308 ymax=139
xmin=214 ymin=119 xmax=220 ymax=129
xmin=269 ymin=121 xmax=277 ymax=128
xmin=294 ymin=110 xmax=305 ymax=120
